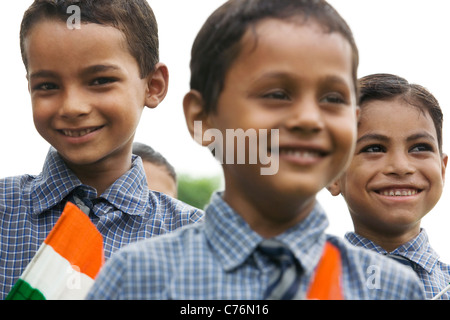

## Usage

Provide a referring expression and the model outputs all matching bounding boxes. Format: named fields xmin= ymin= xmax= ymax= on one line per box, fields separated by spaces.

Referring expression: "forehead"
xmin=243 ymin=18 xmax=351 ymax=54
xmin=231 ymin=18 xmax=354 ymax=83
xmin=358 ymin=98 xmax=437 ymax=139
xmin=24 ymin=19 xmax=131 ymax=69
xmin=244 ymin=18 xmax=352 ymax=69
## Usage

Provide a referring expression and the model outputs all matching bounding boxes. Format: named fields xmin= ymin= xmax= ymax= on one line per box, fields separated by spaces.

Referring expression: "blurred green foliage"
xmin=177 ymin=174 xmax=223 ymax=210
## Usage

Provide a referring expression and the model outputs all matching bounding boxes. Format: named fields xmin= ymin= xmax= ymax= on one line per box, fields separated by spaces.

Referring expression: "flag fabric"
xmin=6 ymin=202 xmax=104 ymax=300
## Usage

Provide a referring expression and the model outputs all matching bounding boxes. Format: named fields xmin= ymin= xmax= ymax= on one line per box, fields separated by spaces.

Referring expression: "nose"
xmin=58 ymin=87 xmax=91 ymax=119
xmin=284 ymin=98 xmax=324 ymax=135
xmin=383 ymin=150 xmax=415 ymax=176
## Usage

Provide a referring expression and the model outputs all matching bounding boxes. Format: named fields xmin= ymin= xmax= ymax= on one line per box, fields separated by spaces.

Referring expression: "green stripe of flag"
xmin=6 ymin=279 xmax=46 ymax=300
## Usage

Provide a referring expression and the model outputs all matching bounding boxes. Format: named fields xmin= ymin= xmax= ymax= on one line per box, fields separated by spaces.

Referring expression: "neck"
xmin=353 ymin=225 xmax=421 ymax=252
xmin=65 ymin=153 xmax=132 ymax=196
xmin=223 ymin=187 xmax=316 ymax=239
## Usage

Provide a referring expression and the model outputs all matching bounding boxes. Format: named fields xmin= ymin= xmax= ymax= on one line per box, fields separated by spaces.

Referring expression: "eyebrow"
xmin=29 ymin=64 xmax=122 ymax=80
xmin=320 ymin=75 xmax=351 ymax=87
xmin=258 ymin=72 xmax=350 ymax=85
xmin=29 ymin=70 xmax=57 ymax=80
xmin=80 ymin=64 xmax=121 ymax=77
xmin=356 ymin=133 xmax=389 ymax=144
xmin=406 ymin=132 xmax=437 ymax=143
xmin=357 ymin=132 xmax=437 ymax=144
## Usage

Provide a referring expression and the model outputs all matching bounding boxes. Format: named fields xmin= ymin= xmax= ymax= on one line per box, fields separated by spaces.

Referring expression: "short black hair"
xmin=189 ymin=0 xmax=358 ymax=114
xmin=132 ymin=142 xmax=176 ymax=182
xmin=359 ymin=73 xmax=444 ymax=154
xmin=20 ymin=0 xmax=159 ymax=78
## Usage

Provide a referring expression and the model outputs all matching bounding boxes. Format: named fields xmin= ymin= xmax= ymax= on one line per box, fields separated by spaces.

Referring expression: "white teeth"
xmin=62 ymin=128 xmax=96 ymax=137
xmin=281 ymin=149 xmax=320 ymax=158
xmin=380 ymin=189 xmax=418 ymax=196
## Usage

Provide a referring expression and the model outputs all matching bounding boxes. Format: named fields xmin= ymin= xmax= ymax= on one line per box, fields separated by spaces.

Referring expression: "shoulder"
xmin=434 ymin=260 xmax=450 ymax=280
xmin=0 ymin=174 xmax=36 ymax=190
xmin=327 ymin=235 xmax=425 ymax=300
xmin=123 ymin=222 xmax=205 ymax=256
xmin=148 ymin=191 xmax=205 ymax=225
xmin=87 ymin=223 xmax=205 ymax=299
xmin=0 ymin=174 xmax=37 ymax=208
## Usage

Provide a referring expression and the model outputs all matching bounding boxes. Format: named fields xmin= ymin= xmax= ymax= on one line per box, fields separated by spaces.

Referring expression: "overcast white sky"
xmin=0 ymin=0 xmax=449 ymax=262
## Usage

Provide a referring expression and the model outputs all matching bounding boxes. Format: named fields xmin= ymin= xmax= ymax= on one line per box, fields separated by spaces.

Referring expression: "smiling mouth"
xmin=60 ymin=127 xmax=103 ymax=138
xmin=375 ymin=188 xmax=422 ymax=197
xmin=278 ymin=148 xmax=328 ymax=159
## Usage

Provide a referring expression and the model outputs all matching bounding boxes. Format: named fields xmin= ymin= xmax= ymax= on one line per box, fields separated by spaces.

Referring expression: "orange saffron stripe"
xmin=44 ymin=202 xmax=104 ymax=279
xmin=307 ymin=242 xmax=344 ymax=300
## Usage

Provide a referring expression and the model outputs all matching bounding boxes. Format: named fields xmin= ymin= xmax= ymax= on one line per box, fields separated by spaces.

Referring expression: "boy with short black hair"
xmin=328 ymin=73 xmax=449 ymax=299
xmin=0 ymin=0 xmax=203 ymax=299
xmin=87 ymin=0 xmax=424 ymax=300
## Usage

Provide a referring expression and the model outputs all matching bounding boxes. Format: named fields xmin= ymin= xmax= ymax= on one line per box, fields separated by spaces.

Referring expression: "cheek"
xmin=334 ymin=125 xmax=357 ymax=166
xmin=32 ymin=104 xmax=52 ymax=129
xmin=101 ymin=93 xmax=143 ymax=121
xmin=338 ymin=165 xmax=368 ymax=199
xmin=427 ymin=164 xmax=446 ymax=196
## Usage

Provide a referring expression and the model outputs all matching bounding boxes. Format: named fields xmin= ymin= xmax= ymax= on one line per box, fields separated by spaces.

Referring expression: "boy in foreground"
xmin=328 ymin=73 xmax=449 ymax=299
xmin=0 ymin=0 xmax=202 ymax=299
xmin=87 ymin=0 xmax=424 ymax=300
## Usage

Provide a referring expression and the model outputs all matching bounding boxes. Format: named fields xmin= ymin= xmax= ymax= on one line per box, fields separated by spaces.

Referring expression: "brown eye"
xmin=262 ymin=90 xmax=290 ymax=101
xmin=410 ymin=143 xmax=433 ymax=153
xmin=361 ymin=145 xmax=385 ymax=153
xmin=34 ymin=83 xmax=58 ymax=91
xmin=320 ymin=92 xmax=347 ymax=105
xmin=91 ymin=77 xmax=117 ymax=86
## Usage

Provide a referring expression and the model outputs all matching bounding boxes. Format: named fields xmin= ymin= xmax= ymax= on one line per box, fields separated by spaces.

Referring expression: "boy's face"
xmin=202 ymin=19 xmax=357 ymax=219
xmin=24 ymin=20 xmax=151 ymax=171
xmin=334 ymin=98 xmax=447 ymax=236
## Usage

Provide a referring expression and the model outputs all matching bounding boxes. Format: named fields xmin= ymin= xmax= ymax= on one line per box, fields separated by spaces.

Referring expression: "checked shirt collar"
xmin=345 ymin=229 xmax=439 ymax=274
xmin=29 ymin=147 xmax=149 ymax=217
xmin=204 ymin=192 xmax=329 ymax=276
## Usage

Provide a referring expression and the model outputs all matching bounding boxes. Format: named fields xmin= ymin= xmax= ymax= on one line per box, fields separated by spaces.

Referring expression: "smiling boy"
xmin=87 ymin=0 xmax=424 ymax=300
xmin=0 ymin=0 xmax=202 ymax=299
xmin=328 ymin=73 xmax=448 ymax=299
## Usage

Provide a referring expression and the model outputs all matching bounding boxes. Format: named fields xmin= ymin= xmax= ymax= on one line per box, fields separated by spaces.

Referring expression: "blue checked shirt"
xmin=0 ymin=147 xmax=204 ymax=299
xmin=346 ymin=230 xmax=450 ymax=300
xmin=87 ymin=192 xmax=425 ymax=300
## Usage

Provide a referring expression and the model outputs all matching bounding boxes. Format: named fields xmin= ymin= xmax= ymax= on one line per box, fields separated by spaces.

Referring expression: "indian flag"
xmin=6 ymin=202 xmax=104 ymax=300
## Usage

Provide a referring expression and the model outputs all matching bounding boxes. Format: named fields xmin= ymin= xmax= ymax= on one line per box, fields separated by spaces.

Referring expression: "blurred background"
xmin=0 ymin=0 xmax=449 ymax=261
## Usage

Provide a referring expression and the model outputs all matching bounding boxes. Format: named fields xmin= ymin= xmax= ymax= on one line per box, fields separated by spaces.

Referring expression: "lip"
xmin=274 ymin=143 xmax=330 ymax=166
xmin=372 ymin=184 xmax=424 ymax=201
xmin=57 ymin=126 xmax=104 ymax=143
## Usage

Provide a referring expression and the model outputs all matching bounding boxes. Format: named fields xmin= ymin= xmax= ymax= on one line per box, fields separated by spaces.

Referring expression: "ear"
xmin=183 ymin=90 xmax=213 ymax=147
xmin=26 ymin=74 xmax=31 ymax=93
xmin=355 ymin=105 xmax=361 ymax=120
xmin=442 ymin=153 xmax=448 ymax=184
xmin=326 ymin=179 xmax=342 ymax=197
xmin=144 ymin=62 xmax=169 ymax=109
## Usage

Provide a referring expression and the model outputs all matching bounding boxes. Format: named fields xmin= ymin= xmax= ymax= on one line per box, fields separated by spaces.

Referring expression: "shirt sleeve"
xmin=86 ymin=251 xmax=128 ymax=300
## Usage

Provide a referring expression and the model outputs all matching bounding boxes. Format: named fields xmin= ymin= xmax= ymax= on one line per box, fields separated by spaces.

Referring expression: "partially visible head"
xmin=20 ymin=0 xmax=159 ymax=78
xmin=133 ymin=142 xmax=177 ymax=198
xmin=189 ymin=0 xmax=359 ymax=114
xmin=359 ymin=73 xmax=444 ymax=154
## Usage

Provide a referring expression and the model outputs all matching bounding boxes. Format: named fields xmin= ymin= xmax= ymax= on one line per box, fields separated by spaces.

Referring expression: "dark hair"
xmin=20 ymin=0 xmax=159 ymax=78
xmin=358 ymin=73 xmax=444 ymax=154
xmin=189 ymin=0 xmax=359 ymax=114
xmin=132 ymin=142 xmax=177 ymax=182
